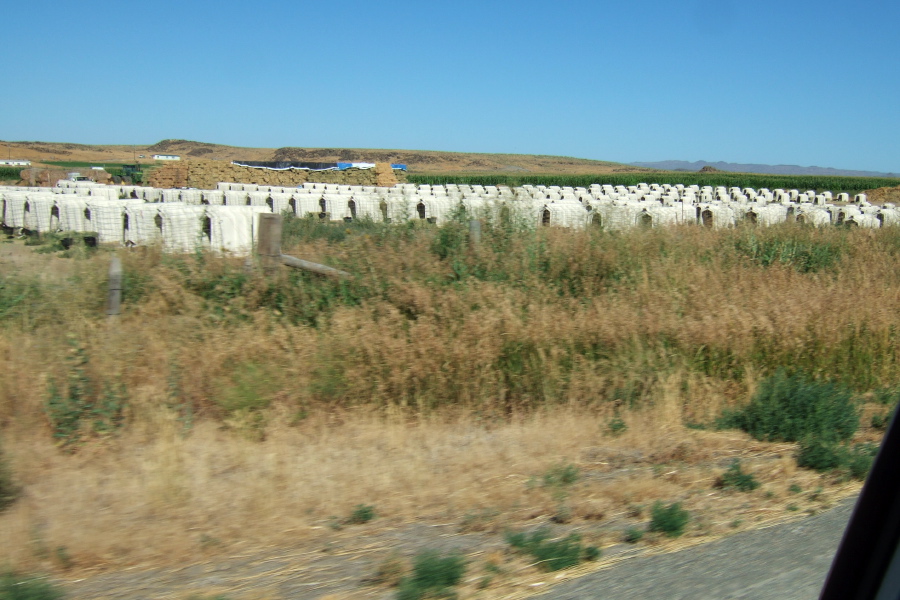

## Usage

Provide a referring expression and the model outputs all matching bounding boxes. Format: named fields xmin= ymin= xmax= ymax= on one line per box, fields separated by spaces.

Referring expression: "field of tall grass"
xmin=0 ymin=214 xmax=897 ymax=580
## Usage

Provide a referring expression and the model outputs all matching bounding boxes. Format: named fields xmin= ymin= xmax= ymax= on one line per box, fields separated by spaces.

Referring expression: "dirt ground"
xmin=52 ymin=456 xmax=861 ymax=600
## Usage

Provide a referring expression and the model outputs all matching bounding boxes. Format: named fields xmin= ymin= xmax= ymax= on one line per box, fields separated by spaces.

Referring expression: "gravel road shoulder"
xmin=530 ymin=496 xmax=856 ymax=600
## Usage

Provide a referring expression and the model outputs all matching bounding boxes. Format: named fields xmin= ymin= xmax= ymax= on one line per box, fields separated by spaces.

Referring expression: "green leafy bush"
xmin=607 ymin=415 xmax=628 ymax=436
xmin=347 ymin=504 xmax=376 ymax=525
xmin=0 ymin=276 xmax=44 ymax=324
xmin=396 ymin=550 xmax=466 ymax=600
xmin=649 ymin=502 xmax=690 ymax=538
xmin=505 ymin=528 xmax=593 ymax=571
xmin=873 ymin=386 xmax=900 ymax=406
xmin=44 ymin=338 xmax=127 ymax=449
xmin=795 ymin=438 xmax=843 ymax=471
xmin=846 ymin=443 xmax=878 ymax=480
xmin=541 ymin=463 xmax=580 ymax=488
xmin=719 ymin=370 xmax=858 ymax=443
xmin=871 ymin=411 xmax=891 ymax=429
xmin=0 ymin=571 xmax=65 ymax=600
xmin=716 ymin=460 xmax=760 ymax=492
xmin=734 ymin=230 xmax=845 ymax=273
xmin=623 ymin=527 xmax=644 ymax=543
xmin=796 ymin=439 xmax=878 ymax=480
xmin=0 ymin=441 xmax=19 ymax=512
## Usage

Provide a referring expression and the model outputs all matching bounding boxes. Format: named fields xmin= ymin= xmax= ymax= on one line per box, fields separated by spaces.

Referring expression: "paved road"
xmin=534 ymin=498 xmax=856 ymax=600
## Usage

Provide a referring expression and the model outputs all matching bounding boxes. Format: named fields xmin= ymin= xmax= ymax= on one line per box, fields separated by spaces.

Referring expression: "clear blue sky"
xmin=2 ymin=0 xmax=897 ymax=172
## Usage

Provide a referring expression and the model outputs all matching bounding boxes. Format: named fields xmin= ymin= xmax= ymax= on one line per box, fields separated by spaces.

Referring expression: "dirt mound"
xmin=863 ymin=185 xmax=900 ymax=205
xmin=146 ymin=139 xmax=223 ymax=154
xmin=272 ymin=147 xmax=422 ymax=164
xmin=699 ymin=165 xmax=721 ymax=173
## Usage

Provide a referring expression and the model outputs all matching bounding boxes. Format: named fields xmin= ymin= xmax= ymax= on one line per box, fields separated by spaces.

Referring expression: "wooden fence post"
xmin=255 ymin=212 xmax=351 ymax=278
xmin=257 ymin=213 xmax=283 ymax=273
xmin=469 ymin=219 xmax=482 ymax=246
xmin=107 ymin=256 xmax=122 ymax=319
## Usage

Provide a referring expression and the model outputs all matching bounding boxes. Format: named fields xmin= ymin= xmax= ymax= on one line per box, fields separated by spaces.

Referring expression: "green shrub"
xmin=649 ymin=502 xmax=690 ymax=538
xmin=734 ymin=230 xmax=845 ymax=273
xmin=216 ymin=362 xmax=278 ymax=414
xmin=282 ymin=213 xmax=391 ymax=246
xmin=623 ymin=527 xmax=644 ymax=543
xmin=347 ymin=504 xmax=376 ymax=525
xmin=716 ymin=460 xmax=760 ymax=492
xmin=0 ymin=276 xmax=44 ymax=324
xmin=44 ymin=338 xmax=127 ymax=450
xmin=0 ymin=441 xmax=19 ymax=512
xmin=796 ymin=437 xmax=843 ymax=472
xmin=541 ymin=463 xmax=579 ymax=488
xmin=796 ymin=438 xmax=878 ymax=480
xmin=430 ymin=217 xmax=469 ymax=261
xmin=0 ymin=571 xmax=65 ymax=600
xmin=871 ymin=412 xmax=891 ymax=429
xmin=719 ymin=370 xmax=858 ymax=443
xmin=874 ymin=386 xmax=900 ymax=406
xmin=505 ymin=528 xmax=586 ymax=571
xmin=607 ymin=415 xmax=628 ymax=436
xmin=845 ymin=443 xmax=878 ymax=480
xmin=396 ymin=550 xmax=466 ymax=600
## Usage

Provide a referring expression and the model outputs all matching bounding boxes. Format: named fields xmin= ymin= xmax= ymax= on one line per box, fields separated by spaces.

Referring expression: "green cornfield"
xmin=0 ymin=167 xmax=21 ymax=180
xmin=408 ymin=173 xmax=899 ymax=194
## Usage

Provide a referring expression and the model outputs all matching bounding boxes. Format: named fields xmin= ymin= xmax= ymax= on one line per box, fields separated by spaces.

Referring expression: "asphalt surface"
xmin=534 ymin=497 xmax=857 ymax=600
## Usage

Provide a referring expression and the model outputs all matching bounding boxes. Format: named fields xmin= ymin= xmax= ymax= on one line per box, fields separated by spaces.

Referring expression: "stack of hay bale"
xmin=146 ymin=160 xmax=407 ymax=190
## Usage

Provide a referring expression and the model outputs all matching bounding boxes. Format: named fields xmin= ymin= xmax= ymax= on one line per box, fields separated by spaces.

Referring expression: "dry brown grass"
xmin=0 ymin=222 xmax=895 ymax=588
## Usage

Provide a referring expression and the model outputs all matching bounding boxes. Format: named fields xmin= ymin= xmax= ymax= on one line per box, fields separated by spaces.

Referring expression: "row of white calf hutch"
xmin=1 ymin=181 xmax=897 ymax=255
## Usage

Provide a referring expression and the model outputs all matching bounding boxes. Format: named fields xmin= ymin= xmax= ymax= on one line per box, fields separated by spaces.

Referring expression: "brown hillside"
xmin=0 ymin=139 xmax=649 ymax=175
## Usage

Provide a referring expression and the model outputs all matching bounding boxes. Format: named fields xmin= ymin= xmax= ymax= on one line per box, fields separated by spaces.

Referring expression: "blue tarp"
xmin=233 ymin=160 xmax=407 ymax=171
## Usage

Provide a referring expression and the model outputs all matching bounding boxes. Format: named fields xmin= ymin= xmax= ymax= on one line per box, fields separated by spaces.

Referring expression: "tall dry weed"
xmin=0 ymin=222 xmax=897 ymax=571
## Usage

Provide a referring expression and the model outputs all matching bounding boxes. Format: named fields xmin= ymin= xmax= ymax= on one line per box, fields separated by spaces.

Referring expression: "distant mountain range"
xmin=631 ymin=160 xmax=899 ymax=178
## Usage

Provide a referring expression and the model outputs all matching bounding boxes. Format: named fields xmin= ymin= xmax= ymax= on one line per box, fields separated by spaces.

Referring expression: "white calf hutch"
xmin=0 ymin=179 xmax=896 ymax=256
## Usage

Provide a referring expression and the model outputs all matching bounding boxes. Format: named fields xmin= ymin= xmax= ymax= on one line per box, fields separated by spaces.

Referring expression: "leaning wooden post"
xmin=257 ymin=213 xmax=283 ymax=273
xmin=256 ymin=212 xmax=351 ymax=278
xmin=280 ymin=254 xmax=351 ymax=278
xmin=107 ymin=256 xmax=122 ymax=320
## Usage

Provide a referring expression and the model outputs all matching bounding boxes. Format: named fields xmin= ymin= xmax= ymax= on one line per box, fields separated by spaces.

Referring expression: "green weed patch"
xmin=719 ymin=370 xmax=858 ymax=443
